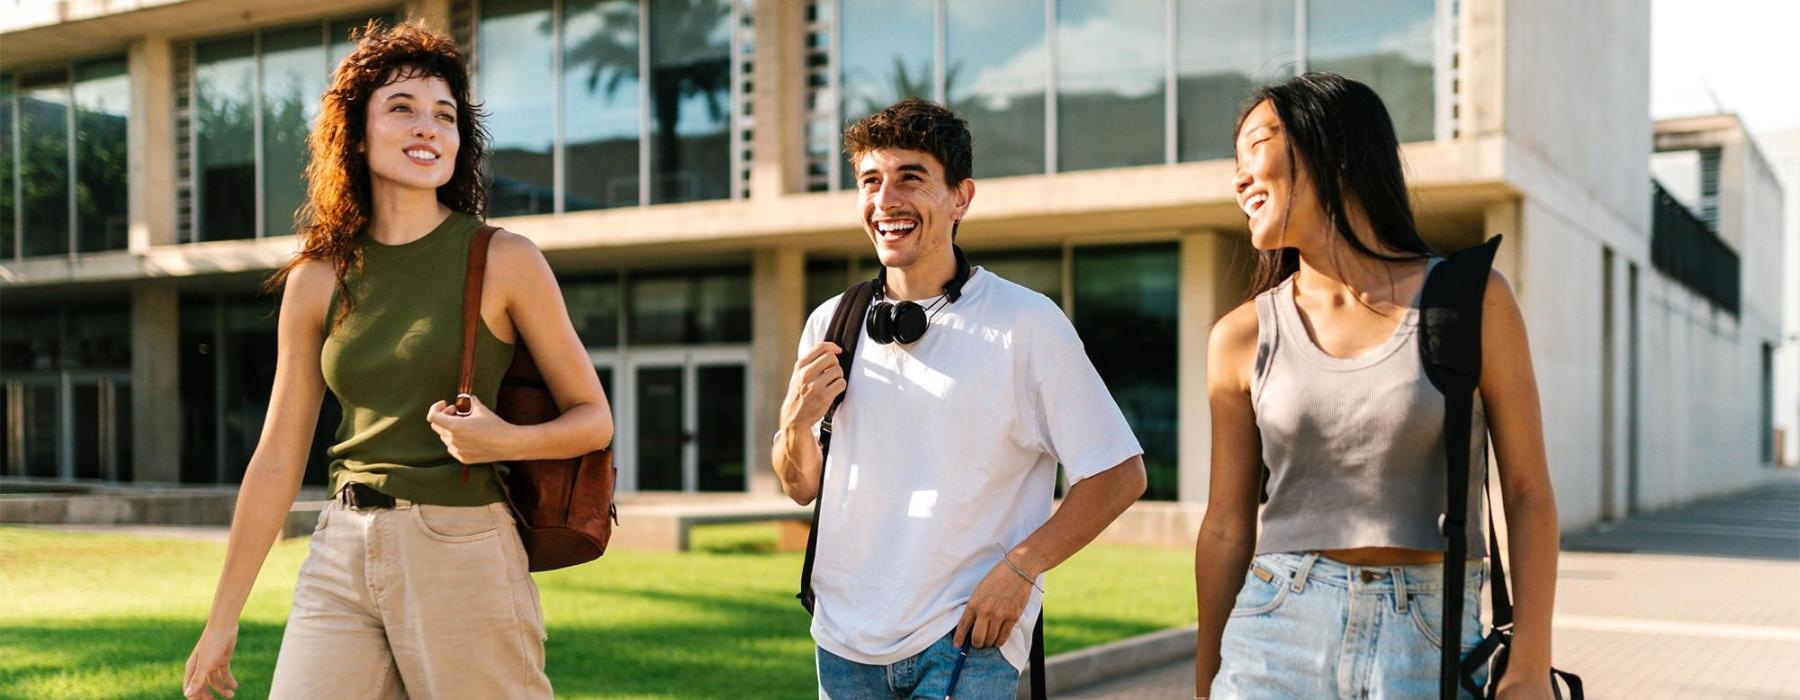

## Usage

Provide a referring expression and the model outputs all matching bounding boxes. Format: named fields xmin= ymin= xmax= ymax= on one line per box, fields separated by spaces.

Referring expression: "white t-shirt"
xmin=795 ymin=267 xmax=1143 ymax=670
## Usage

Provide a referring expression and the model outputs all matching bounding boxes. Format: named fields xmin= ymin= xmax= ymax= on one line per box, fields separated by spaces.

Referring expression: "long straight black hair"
xmin=1236 ymin=72 xmax=1436 ymax=299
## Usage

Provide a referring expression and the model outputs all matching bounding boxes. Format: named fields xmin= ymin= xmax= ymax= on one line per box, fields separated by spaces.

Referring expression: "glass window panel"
xmin=635 ymin=365 xmax=684 ymax=490
xmin=482 ymin=0 xmax=558 ymax=217
xmin=979 ymin=248 xmax=1062 ymax=301
xmin=696 ymin=364 xmax=745 ymax=491
xmin=805 ymin=258 xmax=851 ymax=315
xmin=19 ymin=73 xmax=71 ymax=257
xmin=180 ymin=298 xmax=219 ymax=483
xmin=564 ymin=0 xmax=642 ymax=210
xmin=115 ymin=381 xmax=133 ymax=482
xmin=221 ymin=298 xmax=279 ymax=483
xmin=262 ymin=26 xmax=328 ymax=238
xmin=837 ymin=0 xmax=934 ymax=189
xmin=22 ymin=383 xmax=60 ymax=478
xmin=627 ymin=268 xmax=750 ymax=345
xmin=648 ymin=0 xmax=732 ymax=204
xmin=66 ymin=305 xmax=130 ymax=369
xmin=563 ymin=275 xmax=622 ymax=348
xmin=196 ymin=36 xmax=259 ymax=241
xmin=1307 ymin=0 xmax=1436 ymax=142
xmin=2 ymin=75 xmax=15 ymax=259
xmin=1072 ymin=243 xmax=1179 ymax=500
xmin=0 ymin=310 xmax=59 ymax=372
xmin=1177 ymin=0 xmax=1295 ymax=162
xmin=1056 ymin=1 xmax=1166 ymax=172
xmin=948 ymin=0 xmax=1046 ymax=179
xmin=74 ymin=382 xmax=102 ymax=480
xmin=73 ymin=58 xmax=131 ymax=253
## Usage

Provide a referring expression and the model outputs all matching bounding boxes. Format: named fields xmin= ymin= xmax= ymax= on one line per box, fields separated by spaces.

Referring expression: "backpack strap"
xmin=1418 ymin=234 xmax=1501 ymax=700
xmin=797 ymin=280 xmax=878 ymax=614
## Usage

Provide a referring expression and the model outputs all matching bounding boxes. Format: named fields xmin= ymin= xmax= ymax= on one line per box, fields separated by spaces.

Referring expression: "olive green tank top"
xmin=321 ymin=211 xmax=515 ymax=505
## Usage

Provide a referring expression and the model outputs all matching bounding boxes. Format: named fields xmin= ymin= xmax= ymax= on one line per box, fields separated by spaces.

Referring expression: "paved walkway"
xmin=1064 ymin=474 xmax=1800 ymax=698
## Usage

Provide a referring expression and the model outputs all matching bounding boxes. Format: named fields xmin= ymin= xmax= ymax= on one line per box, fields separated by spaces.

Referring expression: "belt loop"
xmin=1392 ymin=566 xmax=1409 ymax=613
xmin=1292 ymin=552 xmax=1320 ymax=593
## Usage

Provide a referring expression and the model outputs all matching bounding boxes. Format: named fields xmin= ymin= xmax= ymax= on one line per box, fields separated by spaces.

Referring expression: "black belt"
xmin=339 ymin=483 xmax=397 ymax=510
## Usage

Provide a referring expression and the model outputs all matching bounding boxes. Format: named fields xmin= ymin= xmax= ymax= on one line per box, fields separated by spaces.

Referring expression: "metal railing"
xmin=1651 ymin=179 xmax=1740 ymax=315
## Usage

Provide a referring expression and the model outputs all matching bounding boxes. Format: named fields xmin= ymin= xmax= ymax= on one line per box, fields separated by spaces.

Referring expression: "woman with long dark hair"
xmin=182 ymin=20 xmax=610 ymax=699
xmin=1193 ymin=73 xmax=1562 ymax=698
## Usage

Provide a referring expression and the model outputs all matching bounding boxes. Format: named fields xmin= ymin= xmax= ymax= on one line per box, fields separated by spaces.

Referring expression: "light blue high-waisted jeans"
xmin=1213 ymin=552 xmax=1489 ymax=699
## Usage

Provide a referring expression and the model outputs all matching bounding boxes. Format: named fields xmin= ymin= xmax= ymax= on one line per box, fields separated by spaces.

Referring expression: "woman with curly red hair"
xmin=183 ymin=20 xmax=610 ymax=699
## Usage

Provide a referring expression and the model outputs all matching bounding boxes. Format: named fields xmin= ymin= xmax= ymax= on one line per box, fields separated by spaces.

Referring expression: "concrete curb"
xmin=1018 ymin=626 xmax=1196 ymax=699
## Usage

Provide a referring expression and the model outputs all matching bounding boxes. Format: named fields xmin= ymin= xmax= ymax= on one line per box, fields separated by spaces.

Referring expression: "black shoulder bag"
xmin=1420 ymin=235 xmax=1583 ymax=699
xmin=794 ymin=280 xmax=1048 ymax=700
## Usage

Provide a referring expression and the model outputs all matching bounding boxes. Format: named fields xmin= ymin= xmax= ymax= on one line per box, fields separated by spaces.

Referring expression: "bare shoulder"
xmin=1208 ymin=299 xmax=1260 ymax=356
xmin=489 ymin=227 xmax=547 ymax=267
xmin=1207 ymin=299 xmax=1260 ymax=391
xmin=281 ymin=257 xmax=337 ymax=325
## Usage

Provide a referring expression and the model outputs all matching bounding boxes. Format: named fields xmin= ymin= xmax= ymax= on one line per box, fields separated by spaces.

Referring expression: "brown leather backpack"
xmin=457 ymin=224 xmax=617 ymax=572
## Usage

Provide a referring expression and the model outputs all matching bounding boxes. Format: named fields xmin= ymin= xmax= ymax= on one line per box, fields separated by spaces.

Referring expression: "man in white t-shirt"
xmin=772 ymin=98 xmax=1147 ymax=699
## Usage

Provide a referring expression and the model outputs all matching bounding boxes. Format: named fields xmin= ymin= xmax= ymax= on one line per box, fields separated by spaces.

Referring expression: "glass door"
xmin=617 ymin=347 xmax=748 ymax=493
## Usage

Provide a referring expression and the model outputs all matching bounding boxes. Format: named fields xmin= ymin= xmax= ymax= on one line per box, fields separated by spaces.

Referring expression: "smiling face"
xmin=1233 ymin=100 xmax=1325 ymax=251
xmin=855 ymin=147 xmax=971 ymax=272
xmin=363 ymin=71 xmax=460 ymax=194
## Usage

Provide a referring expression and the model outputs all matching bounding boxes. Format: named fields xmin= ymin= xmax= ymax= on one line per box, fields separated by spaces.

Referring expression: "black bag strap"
xmin=797 ymin=280 xmax=877 ymax=614
xmin=1419 ymin=235 xmax=1501 ymax=700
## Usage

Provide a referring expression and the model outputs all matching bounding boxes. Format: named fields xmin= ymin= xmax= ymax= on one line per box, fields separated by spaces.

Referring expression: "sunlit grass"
xmin=0 ymin=524 xmax=1195 ymax=699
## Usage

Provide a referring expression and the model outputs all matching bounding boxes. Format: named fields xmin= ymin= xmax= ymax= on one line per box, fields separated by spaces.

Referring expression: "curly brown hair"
xmin=843 ymin=98 xmax=973 ymax=187
xmin=264 ymin=19 xmax=489 ymax=323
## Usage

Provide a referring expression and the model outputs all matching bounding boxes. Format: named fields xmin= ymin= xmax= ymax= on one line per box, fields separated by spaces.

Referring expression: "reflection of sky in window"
xmin=1307 ymin=0 xmax=1435 ymax=64
xmin=197 ymin=42 xmax=256 ymax=114
xmin=563 ymin=2 xmax=639 ymax=142
xmin=481 ymin=5 xmax=555 ymax=152
xmin=948 ymin=0 xmax=1044 ymax=110
xmin=1055 ymin=1 xmax=1165 ymax=99
xmin=840 ymin=0 xmax=933 ymax=116
xmin=1177 ymin=0 xmax=1295 ymax=80
xmin=74 ymin=64 xmax=130 ymax=118
xmin=260 ymin=31 xmax=327 ymax=125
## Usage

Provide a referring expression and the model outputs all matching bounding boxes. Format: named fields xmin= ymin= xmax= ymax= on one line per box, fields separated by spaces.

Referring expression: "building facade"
xmin=0 ymin=0 xmax=1782 ymax=530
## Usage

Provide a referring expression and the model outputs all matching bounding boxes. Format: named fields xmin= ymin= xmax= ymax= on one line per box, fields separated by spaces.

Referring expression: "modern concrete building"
xmin=1757 ymin=127 xmax=1800 ymax=468
xmin=0 ymin=0 xmax=1783 ymax=531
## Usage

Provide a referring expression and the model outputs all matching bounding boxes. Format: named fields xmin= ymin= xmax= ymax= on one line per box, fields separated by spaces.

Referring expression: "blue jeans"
xmin=1213 ymin=552 xmax=1490 ymax=699
xmin=816 ymin=631 xmax=1020 ymax=699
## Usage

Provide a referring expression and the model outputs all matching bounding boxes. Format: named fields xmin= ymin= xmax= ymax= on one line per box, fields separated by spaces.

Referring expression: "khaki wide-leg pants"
xmin=268 ymin=498 xmax=552 ymax=699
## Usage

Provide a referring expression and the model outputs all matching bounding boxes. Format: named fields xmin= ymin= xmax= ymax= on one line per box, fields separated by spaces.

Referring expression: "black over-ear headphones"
xmin=866 ymin=245 xmax=972 ymax=345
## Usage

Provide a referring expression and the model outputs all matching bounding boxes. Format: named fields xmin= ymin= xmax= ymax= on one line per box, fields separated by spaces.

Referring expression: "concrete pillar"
xmin=131 ymin=283 xmax=182 ymax=484
xmin=1176 ymin=229 xmax=1253 ymax=504
xmin=1485 ymin=199 xmax=1523 ymax=293
xmin=748 ymin=0 xmax=806 ymax=201
xmin=1460 ymin=0 xmax=1505 ymax=137
xmin=127 ymin=37 xmax=177 ymax=251
xmin=750 ymin=246 xmax=806 ymax=495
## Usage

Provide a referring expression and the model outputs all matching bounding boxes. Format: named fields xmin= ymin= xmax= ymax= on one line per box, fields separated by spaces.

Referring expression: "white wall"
xmin=1500 ymin=0 xmax=1653 ymax=528
xmin=1756 ymin=129 xmax=1800 ymax=466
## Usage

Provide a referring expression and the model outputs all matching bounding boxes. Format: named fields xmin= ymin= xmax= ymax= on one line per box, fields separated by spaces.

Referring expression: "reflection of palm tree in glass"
xmin=262 ymin=87 xmax=314 ymax=236
xmin=195 ymin=90 xmax=257 ymax=240
xmin=561 ymin=0 xmax=731 ymax=203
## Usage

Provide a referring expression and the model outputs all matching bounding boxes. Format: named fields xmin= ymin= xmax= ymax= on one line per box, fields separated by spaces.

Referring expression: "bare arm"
xmin=1194 ymin=301 xmax=1264 ymax=694
xmin=1478 ymin=271 xmax=1560 ymax=695
xmin=771 ymin=342 xmax=844 ymax=505
xmin=426 ymin=231 xmax=612 ymax=462
xmin=184 ymin=259 xmax=333 ymax=698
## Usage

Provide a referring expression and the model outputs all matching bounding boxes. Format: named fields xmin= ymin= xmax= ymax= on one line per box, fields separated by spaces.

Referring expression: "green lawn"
xmin=0 ymin=524 xmax=1195 ymax=699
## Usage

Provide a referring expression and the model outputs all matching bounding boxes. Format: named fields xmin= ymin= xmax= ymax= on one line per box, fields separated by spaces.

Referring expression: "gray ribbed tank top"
xmin=1250 ymin=261 xmax=1488 ymax=556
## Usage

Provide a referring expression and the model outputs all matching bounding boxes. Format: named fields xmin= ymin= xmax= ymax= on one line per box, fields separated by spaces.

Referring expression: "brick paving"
xmin=1064 ymin=474 xmax=1800 ymax=698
